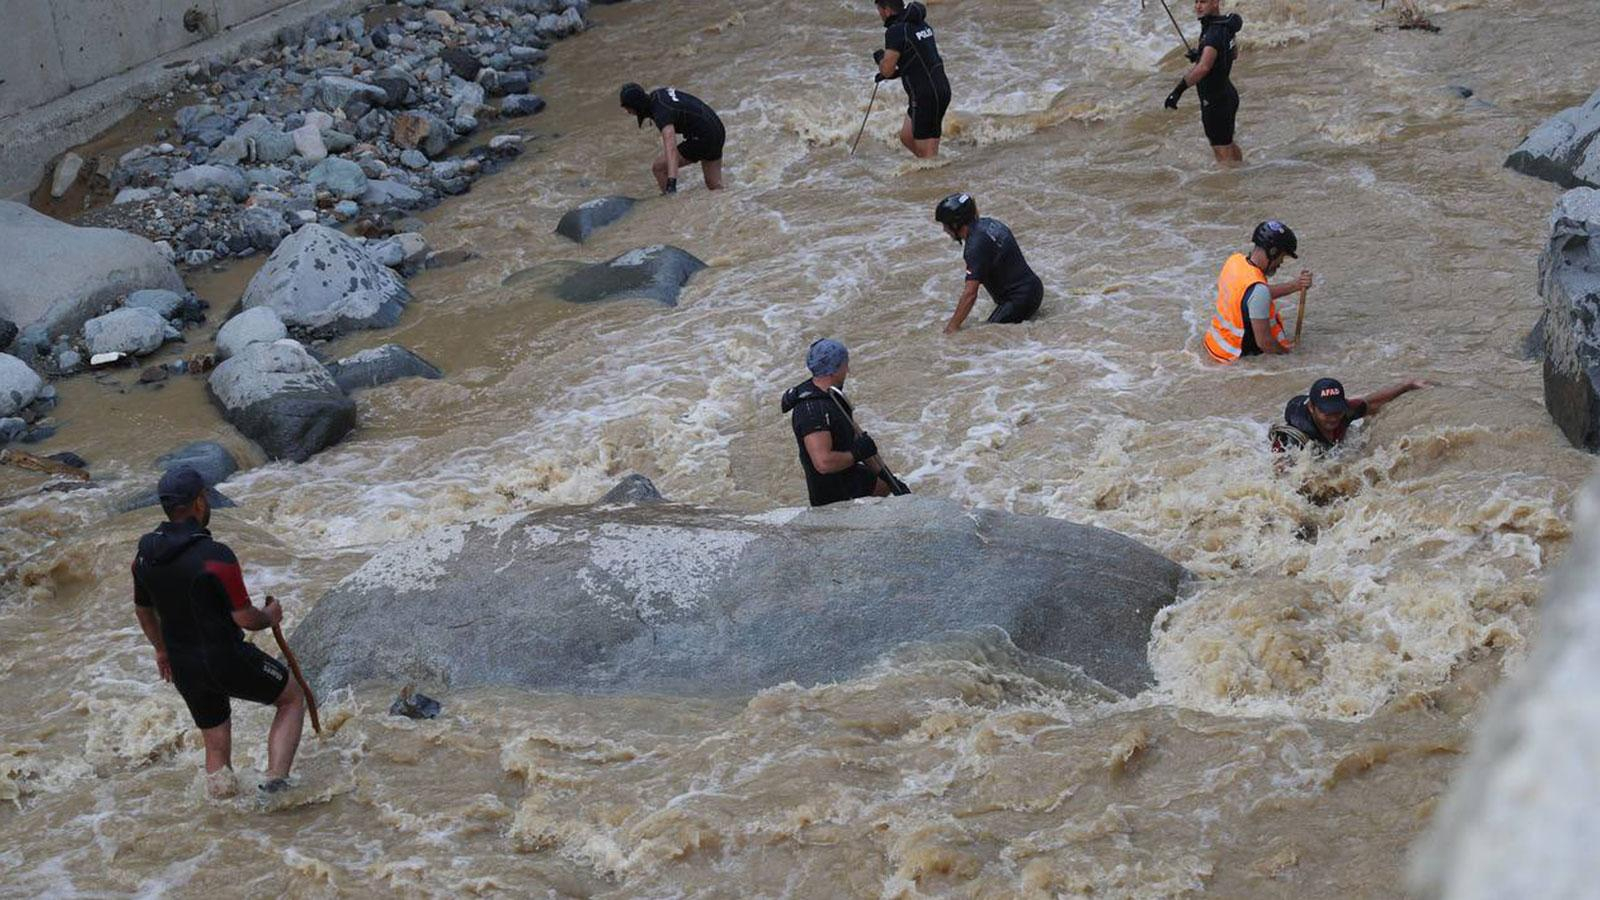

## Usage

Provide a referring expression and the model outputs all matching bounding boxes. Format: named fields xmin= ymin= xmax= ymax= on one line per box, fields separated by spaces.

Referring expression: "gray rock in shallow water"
xmin=555 ymin=196 xmax=636 ymax=243
xmin=0 ymin=353 xmax=43 ymax=417
xmin=291 ymin=493 xmax=1189 ymax=698
xmin=216 ymin=306 xmax=289 ymax=360
xmin=1539 ymin=187 xmax=1600 ymax=450
xmin=500 ymin=94 xmax=546 ymax=117
xmin=0 ymin=202 xmax=183 ymax=337
xmin=119 ymin=441 xmax=240 ymax=512
xmin=325 ymin=344 xmax=442 ymax=393
xmin=208 ymin=339 xmax=356 ymax=462
xmin=556 ymin=245 xmax=707 ymax=306
xmin=241 ymin=224 xmax=411 ymax=337
xmin=83 ymin=307 xmax=170 ymax=357
xmin=1506 ymin=85 xmax=1600 ymax=189
xmin=123 ymin=289 xmax=188 ymax=320
xmin=599 ymin=473 xmax=665 ymax=505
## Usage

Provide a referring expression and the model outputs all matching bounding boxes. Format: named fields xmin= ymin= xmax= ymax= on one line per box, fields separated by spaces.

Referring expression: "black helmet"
xmin=620 ymin=83 xmax=650 ymax=126
xmin=935 ymin=193 xmax=977 ymax=232
xmin=1251 ymin=220 xmax=1299 ymax=258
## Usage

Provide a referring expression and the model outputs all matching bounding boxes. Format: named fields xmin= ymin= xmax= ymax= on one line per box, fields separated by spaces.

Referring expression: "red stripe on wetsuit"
xmin=202 ymin=560 xmax=252 ymax=610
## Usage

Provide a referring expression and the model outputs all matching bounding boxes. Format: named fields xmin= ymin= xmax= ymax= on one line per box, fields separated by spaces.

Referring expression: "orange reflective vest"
xmin=1203 ymin=253 xmax=1287 ymax=363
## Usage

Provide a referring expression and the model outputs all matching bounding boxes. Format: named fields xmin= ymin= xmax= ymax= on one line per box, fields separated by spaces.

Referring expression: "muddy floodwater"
xmin=2 ymin=0 xmax=1597 ymax=896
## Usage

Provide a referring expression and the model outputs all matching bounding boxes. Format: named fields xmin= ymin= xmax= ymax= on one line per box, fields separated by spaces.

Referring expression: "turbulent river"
xmin=3 ymin=0 xmax=1598 ymax=895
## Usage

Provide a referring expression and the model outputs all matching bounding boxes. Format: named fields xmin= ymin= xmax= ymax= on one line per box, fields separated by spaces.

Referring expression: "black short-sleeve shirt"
xmin=964 ymin=218 xmax=1044 ymax=309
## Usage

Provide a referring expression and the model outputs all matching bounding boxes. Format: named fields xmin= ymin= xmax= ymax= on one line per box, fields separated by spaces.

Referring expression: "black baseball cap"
xmin=1309 ymin=378 xmax=1350 ymax=415
xmin=156 ymin=466 xmax=207 ymax=507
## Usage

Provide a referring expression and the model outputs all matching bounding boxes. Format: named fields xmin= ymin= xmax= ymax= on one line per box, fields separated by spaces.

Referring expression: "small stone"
xmin=186 ymin=249 xmax=217 ymax=267
xmin=333 ymin=200 xmax=361 ymax=219
xmin=500 ymin=94 xmax=545 ymax=118
xmin=488 ymin=134 xmax=523 ymax=150
xmin=139 ymin=366 xmax=170 ymax=384
xmin=424 ymin=10 xmax=456 ymax=29
xmin=400 ymin=149 xmax=429 ymax=169
xmin=389 ymin=689 xmax=441 ymax=720
xmin=51 ymin=152 xmax=85 ymax=199
xmin=292 ymin=123 xmax=328 ymax=162
xmin=0 ymin=417 xmax=24 ymax=445
xmin=113 ymin=187 xmax=160 ymax=205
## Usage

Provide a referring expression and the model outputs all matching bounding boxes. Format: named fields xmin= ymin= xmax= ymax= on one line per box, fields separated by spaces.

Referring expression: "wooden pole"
xmin=269 ymin=609 xmax=322 ymax=736
xmin=1293 ymin=286 xmax=1309 ymax=344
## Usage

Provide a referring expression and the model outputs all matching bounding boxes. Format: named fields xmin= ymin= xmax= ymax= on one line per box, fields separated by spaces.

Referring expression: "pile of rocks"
xmin=73 ymin=0 xmax=589 ymax=266
xmin=206 ymin=224 xmax=442 ymax=462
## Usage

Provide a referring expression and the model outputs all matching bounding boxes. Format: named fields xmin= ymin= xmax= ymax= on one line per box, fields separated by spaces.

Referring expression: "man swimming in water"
xmin=934 ymin=193 xmax=1045 ymax=333
xmin=873 ymin=0 xmax=951 ymax=159
xmin=1163 ymin=0 xmax=1244 ymax=164
xmin=619 ymin=83 xmax=726 ymax=193
xmin=1271 ymin=377 xmax=1432 ymax=452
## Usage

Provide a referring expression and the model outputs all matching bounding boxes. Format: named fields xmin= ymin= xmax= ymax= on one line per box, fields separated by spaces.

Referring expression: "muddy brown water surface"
xmin=3 ymin=0 xmax=1598 ymax=896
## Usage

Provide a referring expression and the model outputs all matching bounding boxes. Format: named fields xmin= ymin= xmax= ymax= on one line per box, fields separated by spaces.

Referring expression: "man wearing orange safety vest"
xmin=1203 ymin=220 xmax=1314 ymax=363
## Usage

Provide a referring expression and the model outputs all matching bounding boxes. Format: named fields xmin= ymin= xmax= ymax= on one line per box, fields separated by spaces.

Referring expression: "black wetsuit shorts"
xmin=1201 ymin=86 xmax=1240 ymax=147
xmin=677 ymin=120 xmax=726 ymax=163
xmin=171 ymin=644 xmax=289 ymax=730
xmin=987 ymin=280 xmax=1043 ymax=324
xmin=908 ymin=77 xmax=953 ymax=141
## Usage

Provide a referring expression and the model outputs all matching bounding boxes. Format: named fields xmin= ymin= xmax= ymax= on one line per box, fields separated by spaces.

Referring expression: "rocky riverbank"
xmin=0 ymin=0 xmax=622 ymax=472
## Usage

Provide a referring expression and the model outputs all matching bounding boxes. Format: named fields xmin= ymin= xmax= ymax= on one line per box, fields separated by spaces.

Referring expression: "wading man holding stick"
xmin=1202 ymin=220 xmax=1312 ymax=364
xmin=131 ymin=467 xmax=306 ymax=799
xmin=1161 ymin=0 xmax=1245 ymax=164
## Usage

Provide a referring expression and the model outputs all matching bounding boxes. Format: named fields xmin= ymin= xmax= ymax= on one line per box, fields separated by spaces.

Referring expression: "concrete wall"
xmin=0 ymin=0 xmax=364 ymax=201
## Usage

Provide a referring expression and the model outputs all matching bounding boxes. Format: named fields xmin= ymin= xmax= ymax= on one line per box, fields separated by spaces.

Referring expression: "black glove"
xmin=1164 ymin=79 xmax=1188 ymax=109
xmin=1185 ymin=48 xmax=1200 ymax=63
xmin=851 ymin=432 xmax=879 ymax=463
xmin=874 ymin=73 xmax=888 ymax=83
xmin=663 ymin=177 xmax=677 ymax=195
xmin=873 ymin=49 xmax=885 ymax=65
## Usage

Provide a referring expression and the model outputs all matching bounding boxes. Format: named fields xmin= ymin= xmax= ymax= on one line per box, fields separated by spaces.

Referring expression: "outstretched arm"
xmin=1358 ymin=380 xmax=1432 ymax=415
xmin=945 ymin=281 xmax=982 ymax=334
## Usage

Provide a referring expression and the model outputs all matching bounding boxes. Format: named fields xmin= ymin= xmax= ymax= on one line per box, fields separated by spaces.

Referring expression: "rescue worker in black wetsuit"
xmin=874 ymin=0 xmax=952 ymax=159
xmin=780 ymin=339 xmax=894 ymax=507
xmin=1270 ymin=377 xmax=1431 ymax=452
xmin=619 ymin=83 xmax=726 ymax=193
xmin=131 ymin=467 xmax=306 ymax=799
xmin=934 ymin=193 xmax=1044 ymax=334
xmin=1163 ymin=0 xmax=1244 ymax=164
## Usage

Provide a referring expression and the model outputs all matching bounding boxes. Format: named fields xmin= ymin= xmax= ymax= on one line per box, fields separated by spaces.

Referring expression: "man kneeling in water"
xmin=131 ymin=467 xmax=307 ymax=799
xmin=934 ymin=193 xmax=1045 ymax=334
xmin=1271 ymin=377 xmax=1431 ymax=452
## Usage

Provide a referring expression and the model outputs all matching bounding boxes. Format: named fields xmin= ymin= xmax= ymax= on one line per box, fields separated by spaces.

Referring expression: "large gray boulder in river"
xmin=1505 ymin=85 xmax=1600 ymax=189
xmin=207 ymin=339 xmax=356 ymax=462
xmin=555 ymin=196 xmax=636 ymax=243
xmin=1537 ymin=187 xmax=1600 ymax=450
xmin=555 ymin=244 xmax=707 ymax=306
xmin=291 ymin=488 xmax=1189 ymax=698
xmin=0 ymin=201 xmax=183 ymax=338
xmin=240 ymin=224 xmax=411 ymax=338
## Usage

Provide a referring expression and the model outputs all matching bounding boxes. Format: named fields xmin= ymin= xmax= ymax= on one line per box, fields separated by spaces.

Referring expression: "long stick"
xmin=827 ymin=387 xmax=911 ymax=495
xmin=1293 ymin=286 xmax=1309 ymax=344
xmin=850 ymin=81 xmax=881 ymax=156
xmin=270 ymin=615 xmax=322 ymax=736
xmin=1154 ymin=0 xmax=1195 ymax=55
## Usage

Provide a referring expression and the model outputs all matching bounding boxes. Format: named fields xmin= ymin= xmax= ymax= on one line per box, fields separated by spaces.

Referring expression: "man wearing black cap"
xmin=1272 ymin=378 xmax=1431 ymax=452
xmin=779 ymin=339 xmax=894 ymax=506
xmin=131 ymin=467 xmax=306 ymax=799
xmin=619 ymin=83 xmax=725 ymax=194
